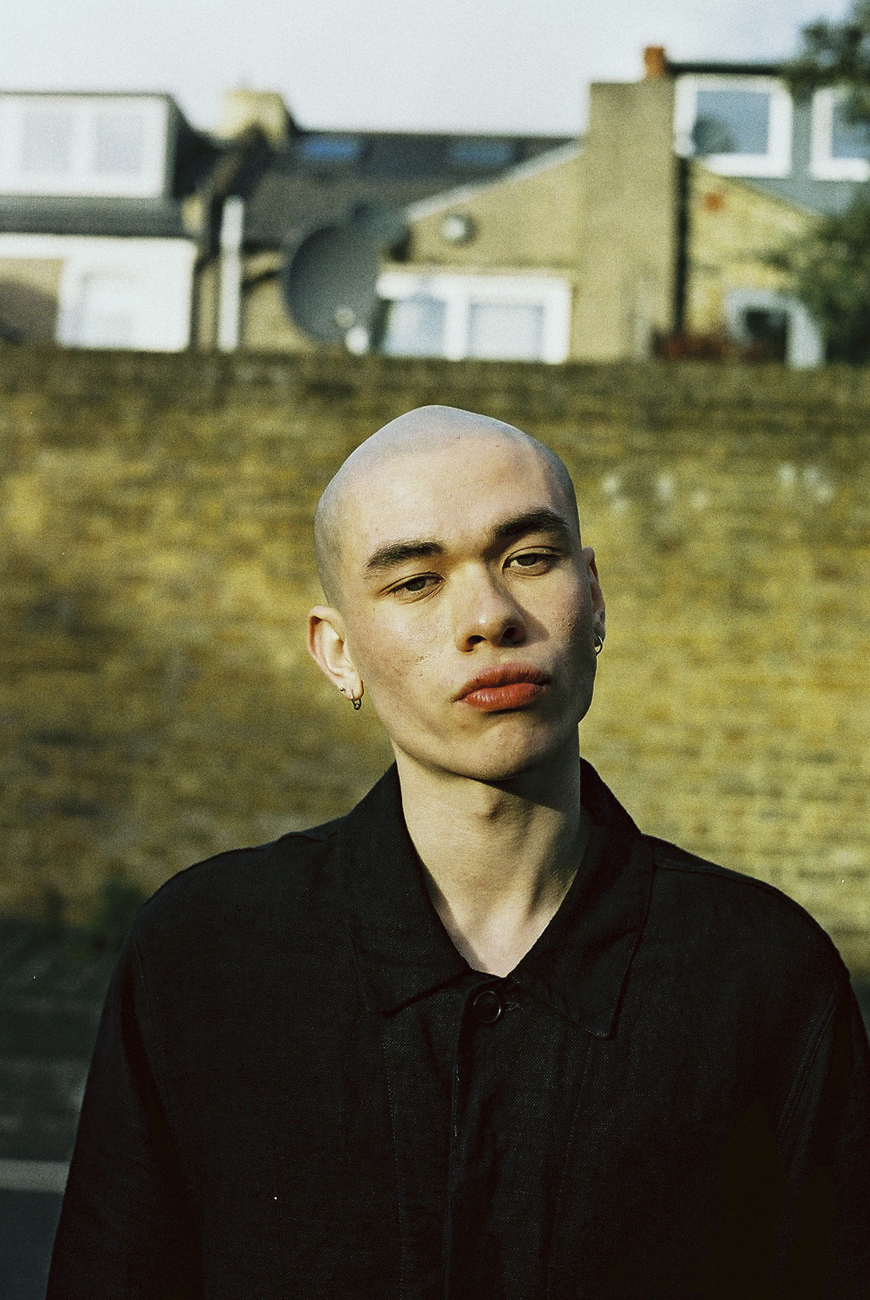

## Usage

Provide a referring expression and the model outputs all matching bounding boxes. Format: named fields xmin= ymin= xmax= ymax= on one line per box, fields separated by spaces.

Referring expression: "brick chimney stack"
xmin=643 ymin=46 xmax=669 ymax=80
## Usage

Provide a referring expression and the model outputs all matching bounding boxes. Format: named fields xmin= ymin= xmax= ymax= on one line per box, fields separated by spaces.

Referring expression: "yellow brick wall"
xmin=1 ymin=348 xmax=868 ymax=973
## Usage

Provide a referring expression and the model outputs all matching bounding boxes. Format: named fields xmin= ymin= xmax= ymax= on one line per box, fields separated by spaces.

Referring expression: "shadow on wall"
xmin=1 ymin=545 xmax=392 ymax=929
xmin=0 ymin=280 xmax=58 ymax=343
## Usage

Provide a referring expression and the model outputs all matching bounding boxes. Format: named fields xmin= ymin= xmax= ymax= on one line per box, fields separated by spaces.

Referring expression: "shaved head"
xmin=314 ymin=406 xmax=580 ymax=607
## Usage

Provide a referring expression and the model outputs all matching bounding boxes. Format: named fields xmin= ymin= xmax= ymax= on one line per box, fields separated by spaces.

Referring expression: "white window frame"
xmin=724 ymin=289 xmax=823 ymax=369
xmin=377 ymin=271 xmax=571 ymax=363
xmin=810 ymin=88 xmax=870 ymax=181
xmin=674 ymin=76 xmax=793 ymax=178
xmin=0 ymin=95 xmax=169 ymax=198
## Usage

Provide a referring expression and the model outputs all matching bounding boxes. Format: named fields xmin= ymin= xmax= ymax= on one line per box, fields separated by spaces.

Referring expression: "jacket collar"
xmin=335 ymin=760 xmax=653 ymax=1038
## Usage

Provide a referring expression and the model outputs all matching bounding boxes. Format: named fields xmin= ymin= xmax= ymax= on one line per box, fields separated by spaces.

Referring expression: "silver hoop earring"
xmin=594 ymin=633 xmax=604 ymax=656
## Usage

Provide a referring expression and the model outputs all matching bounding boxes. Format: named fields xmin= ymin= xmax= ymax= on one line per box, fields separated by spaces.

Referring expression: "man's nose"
xmin=452 ymin=569 xmax=527 ymax=650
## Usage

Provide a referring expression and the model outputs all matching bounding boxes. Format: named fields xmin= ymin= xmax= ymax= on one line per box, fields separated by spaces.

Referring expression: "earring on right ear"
xmin=594 ymin=633 xmax=604 ymax=656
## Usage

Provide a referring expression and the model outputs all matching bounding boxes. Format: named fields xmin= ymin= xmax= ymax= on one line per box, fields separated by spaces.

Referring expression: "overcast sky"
xmin=1 ymin=0 xmax=852 ymax=135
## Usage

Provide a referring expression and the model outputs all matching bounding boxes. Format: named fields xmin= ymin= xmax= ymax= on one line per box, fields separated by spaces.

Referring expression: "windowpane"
xmin=381 ymin=296 xmax=446 ymax=357
xmin=299 ymin=135 xmax=361 ymax=163
xmin=831 ymin=99 xmax=870 ymax=160
xmin=467 ymin=302 xmax=544 ymax=360
xmin=94 ymin=111 xmax=147 ymax=175
xmin=448 ymin=138 xmax=516 ymax=169
xmin=21 ymin=109 xmax=74 ymax=174
xmin=692 ymin=89 xmax=770 ymax=156
xmin=74 ymin=273 xmax=138 ymax=348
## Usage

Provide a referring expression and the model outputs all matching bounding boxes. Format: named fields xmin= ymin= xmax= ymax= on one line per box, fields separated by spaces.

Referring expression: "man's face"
xmin=328 ymin=432 xmax=604 ymax=784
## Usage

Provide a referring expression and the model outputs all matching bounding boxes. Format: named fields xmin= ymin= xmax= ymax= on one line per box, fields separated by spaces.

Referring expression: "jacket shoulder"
xmin=645 ymin=834 xmax=849 ymax=987
xmin=130 ymin=815 xmax=346 ymax=947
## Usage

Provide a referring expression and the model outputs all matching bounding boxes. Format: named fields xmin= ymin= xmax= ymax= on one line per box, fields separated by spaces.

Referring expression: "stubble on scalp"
xmin=313 ymin=405 xmax=581 ymax=609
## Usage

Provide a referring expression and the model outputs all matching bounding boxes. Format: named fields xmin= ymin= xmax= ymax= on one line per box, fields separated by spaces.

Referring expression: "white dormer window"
xmin=810 ymin=88 xmax=870 ymax=181
xmin=0 ymin=95 xmax=169 ymax=197
xmin=675 ymin=76 xmax=792 ymax=178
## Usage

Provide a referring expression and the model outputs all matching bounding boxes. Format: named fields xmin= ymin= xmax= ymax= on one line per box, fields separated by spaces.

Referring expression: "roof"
xmin=0 ymin=102 xmax=573 ymax=249
xmin=666 ymin=61 xmax=784 ymax=79
xmin=0 ymin=197 xmax=191 ymax=239
xmin=0 ymin=92 xmax=219 ymax=239
xmin=241 ymin=130 xmax=573 ymax=248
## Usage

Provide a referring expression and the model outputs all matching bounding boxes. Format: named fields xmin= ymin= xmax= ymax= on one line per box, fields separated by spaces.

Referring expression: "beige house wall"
xmin=239 ymin=252 xmax=318 ymax=354
xmin=404 ymin=148 xmax=585 ymax=272
xmin=685 ymin=166 xmax=818 ymax=336
xmin=0 ymin=257 xmax=62 ymax=341
xmin=195 ymin=252 xmax=317 ymax=354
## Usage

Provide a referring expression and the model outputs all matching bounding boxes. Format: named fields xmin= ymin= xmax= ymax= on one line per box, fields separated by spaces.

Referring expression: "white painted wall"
xmin=0 ymin=233 xmax=195 ymax=350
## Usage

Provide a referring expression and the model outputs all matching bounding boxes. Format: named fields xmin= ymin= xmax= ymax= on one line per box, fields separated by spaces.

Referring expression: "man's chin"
xmin=450 ymin=731 xmax=579 ymax=786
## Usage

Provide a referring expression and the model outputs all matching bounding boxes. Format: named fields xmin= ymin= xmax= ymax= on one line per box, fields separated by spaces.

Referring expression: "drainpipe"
xmin=217 ymin=196 xmax=244 ymax=351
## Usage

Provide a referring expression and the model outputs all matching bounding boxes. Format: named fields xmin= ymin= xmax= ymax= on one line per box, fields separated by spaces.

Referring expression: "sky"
xmin=1 ymin=0 xmax=853 ymax=136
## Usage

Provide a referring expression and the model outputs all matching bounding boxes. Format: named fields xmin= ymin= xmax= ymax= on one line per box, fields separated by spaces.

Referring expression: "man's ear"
xmin=307 ymin=605 xmax=363 ymax=701
xmin=583 ymin=546 xmax=606 ymax=641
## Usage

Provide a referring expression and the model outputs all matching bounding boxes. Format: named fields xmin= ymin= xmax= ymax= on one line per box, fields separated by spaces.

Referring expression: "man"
xmin=49 ymin=406 xmax=870 ymax=1298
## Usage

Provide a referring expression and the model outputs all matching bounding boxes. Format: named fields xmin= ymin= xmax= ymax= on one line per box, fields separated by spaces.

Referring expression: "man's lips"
xmin=455 ymin=663 xmax=550 ymax=712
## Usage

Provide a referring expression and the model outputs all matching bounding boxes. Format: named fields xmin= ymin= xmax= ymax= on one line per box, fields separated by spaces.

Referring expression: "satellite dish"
xmin=281 ymin=225 xmax=380 ymax=343
xmin=348 ymin=203 xmax=408 ymax=254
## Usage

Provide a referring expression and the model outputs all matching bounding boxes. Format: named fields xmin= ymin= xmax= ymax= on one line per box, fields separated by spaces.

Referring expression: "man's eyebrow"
xmin=364 ymin=539 xmax=445 ymax=575
xmin=363 ymin=509 xmax=573 ymax=577
xmin=491 ymin=508 xmax=573 ymax=545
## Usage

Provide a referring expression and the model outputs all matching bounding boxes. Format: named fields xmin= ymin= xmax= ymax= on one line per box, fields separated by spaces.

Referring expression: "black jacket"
xmin=48 ymin=762 xmax=870 ymax=1299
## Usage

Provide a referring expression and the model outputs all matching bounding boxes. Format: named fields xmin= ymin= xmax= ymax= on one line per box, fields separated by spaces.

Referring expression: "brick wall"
xmin=1 ymin=347 xmax=869 ymax=972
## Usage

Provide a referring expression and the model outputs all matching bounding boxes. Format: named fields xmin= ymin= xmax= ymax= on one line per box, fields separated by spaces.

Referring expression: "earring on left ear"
xmin=342 ymin=685 xmax=363 ymax=710
xmin=594 ymin=633 xmax=604 ymax=656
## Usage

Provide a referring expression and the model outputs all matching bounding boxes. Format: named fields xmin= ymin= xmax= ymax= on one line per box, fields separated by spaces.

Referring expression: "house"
xmin=207 ymin=89 xmax=572 ymax=355
xmin=0 ymin=93 xmax=219 ymax=348
xmin=376 ymin=48 xmax=869 ymax=368
xmin=667 ymin=50 xmax=869 ymax=364
xmin=4 ymin=55 xmax=864 ymax=363
xmin=0 ymin=87 xmax=568 ymax=354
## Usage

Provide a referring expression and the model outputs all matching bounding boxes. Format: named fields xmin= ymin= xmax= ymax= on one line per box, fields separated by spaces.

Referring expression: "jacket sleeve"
xmin=776 ymin=981 xmax=870 ymax=1298
xmin=46 ymin=931 xmax=202 ymax=1300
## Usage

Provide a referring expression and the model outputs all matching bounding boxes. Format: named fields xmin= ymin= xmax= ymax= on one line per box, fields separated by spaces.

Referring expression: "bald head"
xmin=314 ymin=406 xmax=580 ymax=607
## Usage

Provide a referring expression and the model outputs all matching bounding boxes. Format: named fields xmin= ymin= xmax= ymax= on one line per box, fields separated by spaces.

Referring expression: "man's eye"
xmin=508 ymin=550 xmax=555 ymax=570
xmin=392 ymin=575 xmax=437 ymax=596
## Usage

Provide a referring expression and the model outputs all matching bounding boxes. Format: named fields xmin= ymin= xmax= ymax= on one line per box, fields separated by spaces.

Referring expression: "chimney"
xmin=218 ymin=88 xmax=291 ymax=146
xmin=643 ymin=46 xmax=669 ymax=80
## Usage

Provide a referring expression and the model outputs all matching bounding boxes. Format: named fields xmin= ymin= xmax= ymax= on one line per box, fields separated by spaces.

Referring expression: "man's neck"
xmin=395 ymin=746 xmax=589 ymax=977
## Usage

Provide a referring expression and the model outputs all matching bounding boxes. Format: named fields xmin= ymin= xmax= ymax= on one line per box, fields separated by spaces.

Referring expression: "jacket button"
xmin=471 ymin=987 xmax=504 ymax=1024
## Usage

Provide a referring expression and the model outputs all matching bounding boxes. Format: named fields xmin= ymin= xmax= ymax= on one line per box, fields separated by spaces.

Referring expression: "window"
xmin=378 ymin=272 xmax=570 ymax=363
xmin=448 ymin=138 xmax=517 ymax=169
xmin=21 ymin=107 xmax=74 ymax=176
xmin=381 ymin=295 xmax=447 ymax=357
xmin=298 ymin=135 xmax=362 ymax=164
xmin=675 ymin=77 xmax=792 ymax=178
xmin=723 ymin=289 xmax=823 ymax=368
xmin=467 ymin=302 xmax=544 ymax=360
xmin=0 ymin=95 xmax=169 ymax=197
xmin=93 ymin=110 xmax=148 ymax=176
xmin=810 ymin=88 xmax=870 ymax=180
